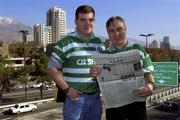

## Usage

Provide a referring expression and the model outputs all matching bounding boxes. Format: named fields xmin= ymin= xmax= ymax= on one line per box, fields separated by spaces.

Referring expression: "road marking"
xmin=1 ymin=117 xmax=13 ymax=120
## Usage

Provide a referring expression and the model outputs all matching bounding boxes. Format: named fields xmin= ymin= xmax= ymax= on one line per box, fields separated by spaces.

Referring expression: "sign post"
xmin=153 ymin=62 xmax=178 ymax=86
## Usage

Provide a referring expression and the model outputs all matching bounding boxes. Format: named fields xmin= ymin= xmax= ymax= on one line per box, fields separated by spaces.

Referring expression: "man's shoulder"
xmin=132 ymin=44 xmax=146 ymax=52
xmin=56 ymin=34 xmax=77 ymax=45
xmin=96 ymin=36 xmax=107 ymax=42
xmin=126 ymin=41 xmax=144 ymax=50
xmin=132 ymin=43 xmax=143 ymax=48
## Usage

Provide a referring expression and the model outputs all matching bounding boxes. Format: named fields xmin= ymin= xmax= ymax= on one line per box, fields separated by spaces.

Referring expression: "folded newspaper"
xmin=92 ymin=50 xmax=145 ymax=108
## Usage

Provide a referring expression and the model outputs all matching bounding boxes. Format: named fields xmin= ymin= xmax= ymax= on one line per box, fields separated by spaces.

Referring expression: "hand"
xmin=66 ymin=88 xmax=81 ymax=101
xmin=90 ymin=65 xmax=102 ymax=78
xmin=138 ymin=83 xmax=155 ymax=97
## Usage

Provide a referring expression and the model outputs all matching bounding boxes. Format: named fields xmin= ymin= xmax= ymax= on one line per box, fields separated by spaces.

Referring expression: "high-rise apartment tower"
xmin=34 ymin=24 xmax=52 ymax=51
xmin=47 ymin=6 xmax=66 ymax=43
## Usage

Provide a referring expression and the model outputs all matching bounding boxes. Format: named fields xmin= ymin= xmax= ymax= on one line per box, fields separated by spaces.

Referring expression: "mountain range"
xmin=0 ymin=17 xmax=33 ymax=43
xmin=0 ymin=16 xmax=179 ymax=50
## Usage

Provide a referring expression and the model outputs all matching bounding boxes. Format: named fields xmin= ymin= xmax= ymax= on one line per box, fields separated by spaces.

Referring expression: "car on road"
xmin=31 ymin=83 xmax=55 ymax=89
xmin=160 ymin=101 xmax=178 ymax=111
xmin=8 ymin=103 xmax=37 ymax=114
xmin=31 ymin=83 xmax=43 ymax=88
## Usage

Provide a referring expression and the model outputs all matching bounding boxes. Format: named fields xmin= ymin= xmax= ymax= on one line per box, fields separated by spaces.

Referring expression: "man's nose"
xmin=85 ymin=19 xmax=90 ymax=24
xmin=114 ymin=30 xmax=120 ymax=35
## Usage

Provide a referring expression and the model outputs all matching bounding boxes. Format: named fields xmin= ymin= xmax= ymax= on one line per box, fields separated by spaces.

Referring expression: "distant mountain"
xmin=171 ymin=45 xmax=180 ymax=50
xmin=0 ymin=17 xmax=33 ymax=43
xmin=128 ymin=37 xmax=145 ymax=46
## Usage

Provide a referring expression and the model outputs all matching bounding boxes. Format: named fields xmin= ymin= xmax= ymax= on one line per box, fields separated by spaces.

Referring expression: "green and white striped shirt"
xmin=49 ymin=31 xmax=104 ymax=93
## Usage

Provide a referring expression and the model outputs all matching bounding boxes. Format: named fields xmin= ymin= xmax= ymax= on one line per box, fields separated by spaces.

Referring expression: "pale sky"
xmin=0 ymin=0 xmax=180 ymax=46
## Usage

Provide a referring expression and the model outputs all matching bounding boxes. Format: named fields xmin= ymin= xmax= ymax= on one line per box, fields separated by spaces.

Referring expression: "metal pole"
xmin=145 ymin=36 xmax=148 ymax=49
xmin=139 ymin=33 xmax=154 ymax=50
xmin=19 ymin=30 xmax=28 ymax=101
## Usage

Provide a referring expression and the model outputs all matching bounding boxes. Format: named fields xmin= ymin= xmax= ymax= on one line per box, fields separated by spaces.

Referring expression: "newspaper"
xmin=92 ymin=50 xmax=145 ymax=108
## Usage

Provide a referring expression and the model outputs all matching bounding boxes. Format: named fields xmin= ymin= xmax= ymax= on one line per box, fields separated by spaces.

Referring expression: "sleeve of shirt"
xmin=47 ymin=43 xmax=65 ymax=69
xmin=133 ymin=44 xmax=154 ymax=73
xmin=141 ymin=47 xmax=154 ymax=73
xmin=47 ymin=55 xmax=62 ymax=69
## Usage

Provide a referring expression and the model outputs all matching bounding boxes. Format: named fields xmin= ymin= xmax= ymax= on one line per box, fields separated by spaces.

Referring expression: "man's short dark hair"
xmin=106 ymin=16 xmax=126 ymax=28
xmin=75 ymin=5 xmax=95 ymax=20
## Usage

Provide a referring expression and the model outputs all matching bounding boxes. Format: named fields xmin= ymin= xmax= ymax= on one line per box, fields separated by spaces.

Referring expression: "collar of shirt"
xmin=108 ymin=40 xmax=133 ymax=52
xmin=75 ymin=29 xmax=96 ymax=40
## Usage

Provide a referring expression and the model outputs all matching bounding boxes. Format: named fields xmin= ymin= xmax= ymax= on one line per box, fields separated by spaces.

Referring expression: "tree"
xmin=0 ymin=56 xmax=17 ymax=103
xmin=9 ymin=42 xmax=38 ymax=57
xmin=32 ymin=49 xmax=52 ymax=99
xmin=147 ymin=48 xmax=177 ymax=62
xmin=16 ymin=64 xmax=35 ymax=101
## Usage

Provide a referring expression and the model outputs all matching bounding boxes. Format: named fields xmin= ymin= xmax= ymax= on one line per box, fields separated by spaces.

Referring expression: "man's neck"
xmin=78 ymin=32 xmax=91 ymax=40
xmin=76 ymin=29 xmax=95 ymax=40
xmin=114 ymin=39 xmax=128 ymax=48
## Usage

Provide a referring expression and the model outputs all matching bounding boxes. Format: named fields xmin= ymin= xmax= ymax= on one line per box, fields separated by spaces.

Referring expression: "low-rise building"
xmin=0 ymin=41 xmax=9 ymax=57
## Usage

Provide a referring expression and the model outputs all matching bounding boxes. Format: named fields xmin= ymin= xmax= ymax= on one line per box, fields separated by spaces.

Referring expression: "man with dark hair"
xmin=47 ymin=5 xmax=104 ymax=120
xmin=105 ymin=16 xmax=155 ymax=120
xmin=91 ymin=16 xmax=155 ymax=120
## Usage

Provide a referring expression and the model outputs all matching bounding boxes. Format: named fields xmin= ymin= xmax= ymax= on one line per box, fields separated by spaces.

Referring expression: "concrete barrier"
xmin=1 ymin=86 xmax=180 ymax=109
xmin=146 ymin=86 xmax=180 ymax=107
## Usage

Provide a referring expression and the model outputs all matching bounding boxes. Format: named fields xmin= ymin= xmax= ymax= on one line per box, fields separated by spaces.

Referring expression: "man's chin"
xmin=84 ymin=31 xmax=92 ymax=35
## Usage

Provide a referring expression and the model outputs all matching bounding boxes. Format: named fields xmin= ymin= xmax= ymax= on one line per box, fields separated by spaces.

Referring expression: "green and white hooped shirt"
xmin=49 ymin=31 xmax=104 ymax=93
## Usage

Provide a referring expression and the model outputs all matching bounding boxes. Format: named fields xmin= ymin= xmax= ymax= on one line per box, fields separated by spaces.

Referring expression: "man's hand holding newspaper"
xmin=91 ymin=50 xmax=152 ymax=108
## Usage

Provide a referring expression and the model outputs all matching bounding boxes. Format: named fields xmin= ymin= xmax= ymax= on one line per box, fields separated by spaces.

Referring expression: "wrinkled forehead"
xmin=77 ymin=12 xmax=95 ymax=19
xmin=108 ymin=20 xmax=125 ymax=28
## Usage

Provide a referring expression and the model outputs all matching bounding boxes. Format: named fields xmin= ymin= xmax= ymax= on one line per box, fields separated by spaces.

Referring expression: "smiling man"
xmin=46 ymin=5 xmax=104 ymax=120
xmin=105 ymin=16 xmax=155 ymax=120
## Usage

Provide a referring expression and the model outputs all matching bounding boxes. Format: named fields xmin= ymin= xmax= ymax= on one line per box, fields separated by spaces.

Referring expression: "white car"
xmin=31 ymin=83 xmax=43 ymax=88
xmin=31 ymin=83 xmax=52 ymax=89
xmin=8 ymin=103 xmax=37 ymax=114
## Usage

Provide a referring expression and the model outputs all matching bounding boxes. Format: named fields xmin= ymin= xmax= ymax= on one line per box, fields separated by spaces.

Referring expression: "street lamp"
xmin=19 ymin=30 xmax=28 ymax=101
xmin=139 ymin=33 xmax=154 ymax=49
xmin=19 ymin=30 xmax=28 ymax=42
xmin=19 ymin=30 xmax=28 ymax=65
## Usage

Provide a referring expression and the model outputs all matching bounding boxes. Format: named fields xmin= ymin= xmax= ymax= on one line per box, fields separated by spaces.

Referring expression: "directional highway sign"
xmin=153 ymin=62 xmax=178 ymax=86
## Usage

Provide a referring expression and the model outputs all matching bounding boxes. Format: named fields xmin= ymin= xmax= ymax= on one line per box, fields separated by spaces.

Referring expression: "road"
xmin=1 ymin=88 xmax=54 ymax=105
xmin=0 ymin=101 xmax=106 ymax=120
xmin=147 ymin=98 xmax=180 ymax=120
xmin=1 ymin=87 xmax=180 ymax=120
xmin=1 ymin=100 xmax=180 ymax=120
xmin=0 ymin=102 xmax=61 ymax=120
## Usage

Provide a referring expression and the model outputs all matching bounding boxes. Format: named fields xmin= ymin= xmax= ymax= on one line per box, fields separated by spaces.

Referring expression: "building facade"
xmin=26 ymin=35 xmax=34 ymax=42
xmin=161 ymin=36 xmax=171 ymax=49
xmin=0 ymin=41 xmax=9 ymax=57
xmin=47 ymin=6 xmax=66 ymax=43
xmin=34 ymin=24 xmax=52 ymax=51
xmin=149 ymin=40 xmax=160 ymax=48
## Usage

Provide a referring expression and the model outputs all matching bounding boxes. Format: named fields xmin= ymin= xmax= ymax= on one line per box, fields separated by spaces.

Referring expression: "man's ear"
xmin=124 ymin=24 xmax=127 ymax=32
xmin=74 ymin=19 xmax=77 ymax=26
xmin=125 ymin=27 xmax=127 ymax=32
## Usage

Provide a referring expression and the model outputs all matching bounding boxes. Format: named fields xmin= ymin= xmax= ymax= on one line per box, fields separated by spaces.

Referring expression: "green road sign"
xmin=153 ymin=62 xmax=178 ymax=86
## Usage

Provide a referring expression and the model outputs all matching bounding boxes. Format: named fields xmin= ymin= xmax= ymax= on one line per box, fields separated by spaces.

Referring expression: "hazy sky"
xmin=0 ymin=0 xmax=180 ymax=46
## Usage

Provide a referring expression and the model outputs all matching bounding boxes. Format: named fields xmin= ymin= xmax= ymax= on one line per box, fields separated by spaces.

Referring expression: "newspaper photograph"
xmin=92 ymin=50 xmax=145 ymax=108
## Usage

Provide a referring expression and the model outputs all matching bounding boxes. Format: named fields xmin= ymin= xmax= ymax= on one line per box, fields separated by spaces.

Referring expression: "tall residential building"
xmin=34 ymin=24 xmax=52 ymax=50
xmin=26 ymin=35 xmax=34 ymax=42
xmin=149 ymin=40 xmax=160 ymax=48
xmin=47 ymin=6 xmax=66 ymax=43
xmin=160 ymin=36 xmax=171 ymax=49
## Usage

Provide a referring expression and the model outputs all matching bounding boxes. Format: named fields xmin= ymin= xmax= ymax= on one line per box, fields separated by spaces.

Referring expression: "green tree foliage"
xmin=9 ymin=42 xmax=38 ymax=57
xmin=0 ymin=56 xmax=17 ymax=103
xmin=32 ymin=49 xmax=52 ymax=99
xmin=147 ymin=48 xmax=180 ymax=62
xmin=16 ymin=64 xmax=35 ymax=101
